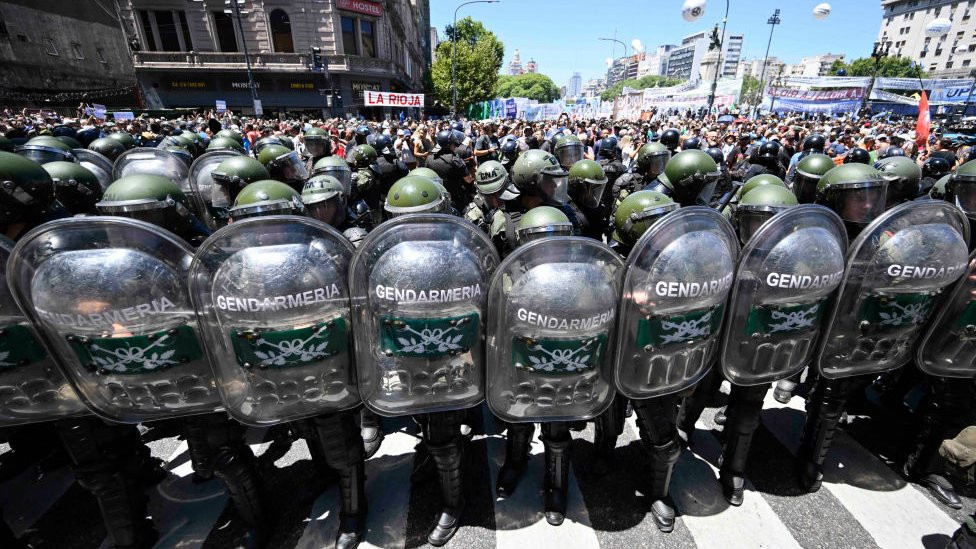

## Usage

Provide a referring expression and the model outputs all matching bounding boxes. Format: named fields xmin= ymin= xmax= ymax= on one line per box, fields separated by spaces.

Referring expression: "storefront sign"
xmin=364 ymin=91 xmax=424 ymax=107
xmin=352 ymin=81 xmax=382 ymax=93
xmin=229 ymin=81 xmax=260 ymax=90
xmin=337 ymin=0 xmax=384 ymax=17
xmin=169 ymin=80 xmax=208 ymax=90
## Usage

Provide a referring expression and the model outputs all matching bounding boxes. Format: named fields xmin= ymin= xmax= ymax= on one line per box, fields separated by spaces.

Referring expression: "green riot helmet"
xmin=794 ymin=153 xmax=835 ymax=204
xmin=56 ymin=135 xmax=83 ymax=150
xmin=87 ymin=137 xmax=126 ymax=161
xmin=16 ymin=136 xmax=75 ymax=165
xmin=735 ymin=185 xmax=798 ymax=244
xmin=207 ymin=136 xmax=246 ymax=153
xmin=279 ymin=135 xmax=295 ymax=150
xmin=257 ymin=144 xmax=308 ymax=188
xmin=553 ymin=134 xmax=583 ymax=169
xmin=216 ymin=128 xmax=244 ymax=143
xmin=511 ymin=150 xmax=570 ymax=204
xmin=173 ymin=133 xmax=204 ymax=158
xmin=409 ymin=166 xmax=444 ymax=186
xmin=160 ymin=145 xmax=193 ymax=167
xmin=930 ymin=173 xmax=952 ymax=201
xmin=210 ymin=156 xmax=271 ymax=207
xmin=874 ymin=155 xmax=922 ymax=209
xmin=739 ymin=173 xmax=786 ymax=198
xmin=0 ymin=151 xmax=56 ymax=224
xmin=347 ymin=144 xmax=378 ymax=169
xmin=567 ymin=159 xmax=608 ymax=208
xmin=96 ymin=174 xmax=196 ymax=232
xmin=635 ymin=142 xmax=671 ymax=179
xmin=816 ymin=163 xmax=887 ymax=230
xmin=254 ymin=136 xmax=285 ymax=155
xmin=42 ymin=161 xmax=103 ymax=214
xmin=106 ymin=131 xmax=136 ymax=150
xmin=229 ymin=179 xmax=306 ymax=221
xmin=663 ymin=149 xmax=720 ymax=206
xmin=303 ymin=127 xmax=332 ymax=158
xmin=515 ymin=206 xmax=573 ymax=246
xmin=612 ymin=190 xmax=678 ymax=247
xmin=383 ymin=175 xmax=445 ymax=218
xmin=950 ymin=159 xmax=976 ymax=217
xmin=312 ymin=155 xmax=353 ymax=195
xmin=302 ymin=174 xmax=347 ymax=227
xmin=0 ymin=136 xmax=13 ymax=152
xmin=474 ymin=160 xmax=518 ymax=200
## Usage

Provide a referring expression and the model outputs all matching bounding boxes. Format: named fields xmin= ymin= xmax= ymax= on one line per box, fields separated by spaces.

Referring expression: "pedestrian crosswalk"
xmin=1 ymin=391 xmax=970 ymax=549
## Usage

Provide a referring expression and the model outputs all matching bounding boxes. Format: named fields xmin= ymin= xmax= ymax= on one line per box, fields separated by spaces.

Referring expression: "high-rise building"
xmin=509 ymin=49 xmax=523 ymax=75
xmin=736 ymin=57 xmax=786 ymax=80
xmin=664 ymin=30 xmax=743 ymax=82
xmin=722 ymin=34 xmax=745 ymax=77
xmin=526 ymin=58 xmax=537 ymax=73
xmin=879 ymin=0 xmax=976 ymax=78
xmin=638 ymin=45 xmax=675 ymax=77
xmin=430 ymin=27 xmax=440 ymax=58
xmin=582 ymin=78 xmax=605 ymax=98
xmin=606 ymin=57 xmax=629 ymax=86
xmin=568 ymin=72 xmax=582 ymax=97
xmin=784 ymin=53 xmax=845 ymax=77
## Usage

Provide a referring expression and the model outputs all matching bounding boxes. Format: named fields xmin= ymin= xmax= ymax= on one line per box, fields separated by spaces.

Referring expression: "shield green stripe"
xmin=512 ymin=333 xmax=606 ymax=376
xmin=379 ymin=311 xmax=480 ymax=358
xmin=637 ymin=304 xmax=724 ymax=350
xmin=67 ymin=324 xmax=203 ymax=375
xmin=231 ymin=317 xmax=348 ymax=369
xmin=0 ymin=323 xmax=47 ymax=370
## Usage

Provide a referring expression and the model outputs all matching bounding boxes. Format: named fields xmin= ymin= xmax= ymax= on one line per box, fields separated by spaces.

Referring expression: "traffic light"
xmin=311 ymin=47 xmax=323 ymax=71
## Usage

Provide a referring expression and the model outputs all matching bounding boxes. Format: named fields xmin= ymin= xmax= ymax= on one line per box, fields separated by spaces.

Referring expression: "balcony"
xmin=131 ymin=51 xmax=396 ymax=75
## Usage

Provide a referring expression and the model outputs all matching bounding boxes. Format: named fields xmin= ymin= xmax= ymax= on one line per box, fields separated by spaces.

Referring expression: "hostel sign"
xmin=364 ymin=90 xmax=424 ymax=107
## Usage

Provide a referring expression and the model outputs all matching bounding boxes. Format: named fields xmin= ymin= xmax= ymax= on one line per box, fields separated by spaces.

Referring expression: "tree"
xmin=600 ymin=75 xmax=685 ymax=102
xmin=740 ymin=75 xmax=762 ymax=105
xmin=830 ymin=56 xmax=924 ymax=78
xmin=495 ymin=73 xmax=561 ymax=103
xmin=430 ymin=17 xmax=504 ymax=113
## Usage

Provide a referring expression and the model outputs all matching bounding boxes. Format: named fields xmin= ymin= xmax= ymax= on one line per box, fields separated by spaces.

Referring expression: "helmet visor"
xmin=314 ymin=166 xmax=352 ymax=195
xmin=954 ymin=177 xmax=976 ymax=214
xmin=736 ymin=208 xmax=777 ymax=244
xmin=555 ymin=143 xmax=583 ymax=168
xmin=230 ymin=200 xmax=302 ymax=221
xmin=18 ymin=147 xmax=72 ymax=165
xmin=304 ymin=137 xmax=330 ymax=158
xmin=793 ymin=172 xmax=821 ymax=204
xmin=882 ymin=176 xmax=918 ymax=210
xmin=516 ymin=223 xmax=574 ymax=246
xmin=539 ymin=173 xmax=570 ymax=205
xmin=823 ymin=184 xmax=886 ymax=224
xmin=572 ymin=178 xmax=608 ymax=209
xmin=272 ymin=151 xmax=309 ymax=183
xmin=306 ymin=197 xmax=347 ymax=227
xmin=642 ymin=152 xmax=670 ymax=178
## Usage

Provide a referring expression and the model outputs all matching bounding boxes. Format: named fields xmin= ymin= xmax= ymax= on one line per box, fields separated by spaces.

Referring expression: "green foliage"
xmin=600 ymin=75 xmax=685 ymax=102
xmin=431 ymin=17 xmax=504 ymax=112
xmin=740 ymin=75 xmax=762 ymax=104
xmin=495 ymin=73 xmax=561 ymax=103
xmin=830 ymin=56 xmax=924 ymax=78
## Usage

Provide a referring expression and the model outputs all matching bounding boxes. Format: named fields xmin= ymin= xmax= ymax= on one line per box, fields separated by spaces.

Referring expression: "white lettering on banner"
xmin=765 ymin=271 xmax=845 ymax=290
xmin=37 ymin=297 xmax=177 ymax=328
xmin=364 ymin=91 xmax=424 ymax=108
xmin=516 ymin=308 xmax=615 ymax=331
xmin=766 ymin=87 xmax=864 ymax=101
xmin=886 ymin=263 xmax=969 ymax=280
xmin=654 ymin=274 xmax=734 ymax=299
xmin=374 ymin=284 xmax=481 ymax=303
xmin=216 ymin=285 xmax=341 ymax=312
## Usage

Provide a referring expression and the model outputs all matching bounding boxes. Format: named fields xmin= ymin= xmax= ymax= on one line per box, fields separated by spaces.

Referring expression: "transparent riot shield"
xmin=72 ymin=149 xmax=114 ymax=191
xmin=614 ymin=207 xmax=739 ymax=399
xmin=7 ymin=217 xmax=221 ymax=423
xmin=350 ymin=214 xmax=499 ymax=417
xmin=721 ymin=205 xmax=848 ymax=386
xmin=817 ymin=201 xmax=970 ymax=379
xmin=917 ymin=249 xmax=976 ymax=378
xmin=190 ymin=216 xmax=358 ymax=426
xmin=487 ymin=237 xmax=622 ymax=422
xmin=113 ymin=148 xmax=206 ymax=227
xmin=0 ymin=237 xmax=87 ymax=426
xmin=188 ymin=150 xmax=243 ymax=230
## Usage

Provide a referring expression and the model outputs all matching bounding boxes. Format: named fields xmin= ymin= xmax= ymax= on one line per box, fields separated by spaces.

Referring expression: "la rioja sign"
xmin=364 ymin=91 xmax=424 ymax=107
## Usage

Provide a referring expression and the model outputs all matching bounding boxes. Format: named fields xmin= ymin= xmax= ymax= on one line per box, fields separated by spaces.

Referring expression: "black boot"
xmin=646 ymin=439 xmax=680 ymax=533
xmin=797 ymin=378 xmax=849 ymax=493
xmin=496 ymin=423 xmax=533 ymax=499
xmin=335 ymin=462 xmax=367 ymax=549
xmin=713 ymin=407 xmax=727 ymax=426
xmin=427 ymin=440 xmax=465 ymax=547
xmin=719 ymin=428 xmax=753 ymax=506
xmin=360 ymin=408 xmax=385 ymax=460
xmin=949 ymin=515 xmax=976 ymax=549
xmin=909 ymin=469 xmax=963 ymax=510
xmin=592 ymin=399 xmax=624 ymax=476
xmin=718 ymin=385 xmax=766 ymax=506
xmin=542 ymin=432 xmax=570 ymax=526
xmin=213 ymin=449 xmax=270 ymax=549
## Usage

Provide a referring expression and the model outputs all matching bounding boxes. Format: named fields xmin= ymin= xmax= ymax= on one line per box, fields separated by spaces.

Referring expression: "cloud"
xmin=631 ymin=39 xmax=644 ymax=53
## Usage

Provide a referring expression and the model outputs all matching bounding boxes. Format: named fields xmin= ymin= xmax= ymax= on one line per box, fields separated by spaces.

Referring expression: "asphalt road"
xmin=1 ymin=387 xmax=971 ymax=549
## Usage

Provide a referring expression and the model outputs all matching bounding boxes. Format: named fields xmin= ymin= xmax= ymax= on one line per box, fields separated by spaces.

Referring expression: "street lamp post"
xmin=861 ymin=40 xmax=891 ymax=112
xmin=706 ymin=0 xmax=730 ymax=113
xmin=598 ymin=37 xmax=629 ymax=58
xmin=452 ymin=0 xmax=499 ymax=118
xmin=755 ymin=9 xmax=781 ymax=118
xmin=227 ymin=0 xmax=260 ymax=113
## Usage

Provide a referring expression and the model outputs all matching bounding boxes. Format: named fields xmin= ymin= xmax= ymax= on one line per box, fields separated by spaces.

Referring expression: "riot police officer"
xmin=920 ymin=156 xmax=952 ymax=196
xmin=567 ymin=159 xmax=609 ymax=240
xmin=874 ymin=155 xmax=922 ymax=209
xmin=207 ymin=156 xmax=272 ymax=226
xmin=208 ymin=136 xmax=247 ymax=154
xmin=426 ymin=130 xmax=470 ymax=211
xmin=87 ymin=137 xmax=127 ymax=162
xmin=463 ymin=160 xmax=519 ymax=232
xmin=257 ymin=143 xmax=308 ymax=191
xmin=659 ymin=128 xmax=681 ymax=153
xmin=368 ymin=133 xmax=409 ymax=200
xmin=655 ymin=149 xmax=722 ymax=206
xmin=614 ymin=142 xmax=671 ymax=204
xmin=793 ymin=153 xmax=837 ymax=205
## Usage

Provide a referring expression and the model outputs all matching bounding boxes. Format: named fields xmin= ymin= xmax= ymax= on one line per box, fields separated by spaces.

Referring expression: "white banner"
xmin=215 ymin=100 xmax=227 ymax=113
xmin=253 ymin=99 xmax=263 ymax=116
xmin=112 ymin=111 xmax=134 ymax=120
xmin=93 ymin=104 xmax=107 ymax=119
xmin=364 ymin=90 xmax=424 ymax=107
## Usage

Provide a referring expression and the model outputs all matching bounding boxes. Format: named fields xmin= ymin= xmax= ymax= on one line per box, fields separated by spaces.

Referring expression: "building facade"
xmin=879 ymin=0 xmax=976 ymax=78
xmin=508 ymin=49 xmax=523 ymax=75
xmin=722 ymin=34 xmax=744 ymax=77
xmin=567 ymin=72 xmax=582 ymax=97
xmin=788 ymin=53 xmax=845 ymax=77
xmin=638 ymin=45 xmax=674 ymax=77
xmin=666 ymin=31 xmax=708 ymax=82
xmin=121 ymin=0 xmax=428 ymax=115
xmin=0 ymin=0 xmax=135 ymax=107
xmin=736 ymin=57 xmax=786 ymax=80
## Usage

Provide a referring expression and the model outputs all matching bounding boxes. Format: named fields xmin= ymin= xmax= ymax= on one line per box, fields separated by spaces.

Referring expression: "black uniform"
xmin=426 ymin=150 xmax=470 ymax=211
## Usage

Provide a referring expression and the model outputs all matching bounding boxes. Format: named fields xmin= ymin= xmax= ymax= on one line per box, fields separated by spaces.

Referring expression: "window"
xmin=43 ymin=38 xmax=58 ymax=56
xmin=360 ymin=19 xmax=375 ymax=58
xmin=178 ymin=11 xmax=193 ymax=51
xmin=139 ymin=10 xmax=157 ymax=50
xmin=948 ymin=60 xmax=955 ymax=68
xmin=71 ymin=43 xmax=84 ymax=59
xmin=341 ymin=16 xmax=358 ymax=55
xmin=269 ymin=9 xmax=293 ymax=53
xmin=96 ymin=47 xmax=107 ymax=63
xmin=154 ymin=10 xmax=181 ymax=51
xmin=965 ymin=59 xmax=972 ymax=66
xmin=212 ymin=11 xmax=238 ymax=52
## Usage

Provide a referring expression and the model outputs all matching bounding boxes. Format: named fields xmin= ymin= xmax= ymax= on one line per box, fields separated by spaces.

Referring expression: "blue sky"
xmin=428 ymin=0 xmax=884 ymax=87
